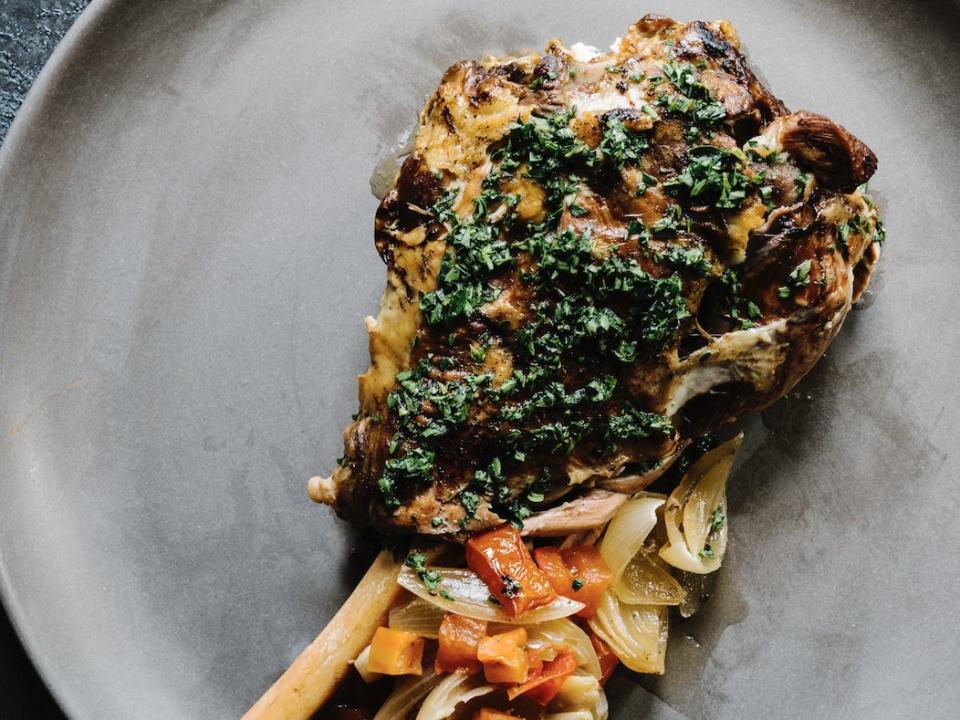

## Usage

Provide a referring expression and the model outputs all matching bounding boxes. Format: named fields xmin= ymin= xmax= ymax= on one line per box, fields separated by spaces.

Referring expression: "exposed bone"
xmin=521 ymin=490 xmax=629 ymax=537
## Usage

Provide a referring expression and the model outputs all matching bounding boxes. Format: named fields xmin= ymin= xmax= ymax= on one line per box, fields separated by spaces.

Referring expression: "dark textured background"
xmin=0 ymin=0 xmax=89 ymax=139
xmin=1 ymin=3 xmax=87 ymax=714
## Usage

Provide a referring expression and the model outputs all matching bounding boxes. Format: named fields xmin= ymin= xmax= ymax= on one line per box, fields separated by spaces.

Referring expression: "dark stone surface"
xmin=0 ymin=0 xmax=90 ymax=141
xmin=2 ymin=2 xmax=84 ymax=714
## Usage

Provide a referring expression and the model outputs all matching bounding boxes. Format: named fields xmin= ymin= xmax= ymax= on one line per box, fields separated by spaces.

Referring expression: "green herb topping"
xmin=777 ymin=259 xmax=813 ymax=299
xmin=405 ymin=551 xmax=443 ymax=593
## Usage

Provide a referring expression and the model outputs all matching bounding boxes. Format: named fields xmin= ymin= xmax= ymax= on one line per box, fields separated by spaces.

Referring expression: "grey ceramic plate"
xmin=1 ymin=1 xmax=959 ymax=718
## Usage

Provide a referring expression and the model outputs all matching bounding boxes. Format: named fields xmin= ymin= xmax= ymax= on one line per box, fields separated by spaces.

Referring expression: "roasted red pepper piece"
xmin=466 ymin=524 xmax=557 ymax=617
xmin=589 ymin=631 xmax=619 ymax=685
xmin=506 ymin=647 xmax=577 ymax=705
xmin=533 ymin=544 xmax=612 ymax=618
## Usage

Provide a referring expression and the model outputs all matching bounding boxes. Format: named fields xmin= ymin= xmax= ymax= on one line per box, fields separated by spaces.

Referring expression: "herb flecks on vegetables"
xmin=405 ymin=551 xmax=443 ymax=594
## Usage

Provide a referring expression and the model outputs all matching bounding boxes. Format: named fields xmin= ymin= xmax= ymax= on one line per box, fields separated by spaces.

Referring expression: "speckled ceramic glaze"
xmin=1 ymin=1 xmax=958 ymax=718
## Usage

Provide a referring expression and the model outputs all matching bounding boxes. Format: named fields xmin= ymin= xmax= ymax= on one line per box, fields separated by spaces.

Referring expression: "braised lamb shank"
xmin=309 ymin=15 xmax=883 ymax=538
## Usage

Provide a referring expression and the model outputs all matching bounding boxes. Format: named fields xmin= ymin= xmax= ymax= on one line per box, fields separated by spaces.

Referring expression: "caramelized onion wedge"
xmin=598 ymin=496 xmax=663 ymax=580
xmin=398 ymin=565 xmax=584 ymax=623
xmin=526 ymin=619 xmax=602 ymax=679
xmin=388 ymin=598 xmax=446 ymax=639
xmin=552 ymin=673 xmax=601 ymax=711
xmin=659 ymin=434 xmax=742 ymax=574
xmin=373 ymin=667 xmax=441 ymax=720
xmin=612 ymin=552 xmax=685 ymax=606
xmin=587 ymin=590 xmax=667 ymax=674
xmin=415 ymin=671 xmax=494 ymax=720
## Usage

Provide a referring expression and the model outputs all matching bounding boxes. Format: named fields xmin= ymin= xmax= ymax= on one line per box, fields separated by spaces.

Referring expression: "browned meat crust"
xmin=310 ymin=15 xmax=883 ymax=539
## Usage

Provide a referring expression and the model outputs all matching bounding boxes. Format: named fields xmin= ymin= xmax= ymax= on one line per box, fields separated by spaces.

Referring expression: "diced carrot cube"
xmin=477 ymin=627 xmax=529 ymax=684
xmin=436 ymin=614 xmax=487 ymax=674
xmin=506 ymin=647 xmax=577 ymax=705
xmin=366 ymin=626 xmax=424 ymax=676
xmin=466 ymin=524 xmax=557 ymax=617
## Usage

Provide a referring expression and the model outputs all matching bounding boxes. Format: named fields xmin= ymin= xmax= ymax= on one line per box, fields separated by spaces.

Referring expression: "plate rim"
xmin=2 ymin=2 xmax=957 ymax=718
xmin=0 ymin=3 xmax=126 ymax=718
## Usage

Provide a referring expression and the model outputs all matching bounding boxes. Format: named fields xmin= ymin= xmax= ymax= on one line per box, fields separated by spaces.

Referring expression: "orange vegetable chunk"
xmin=533 ymin=546 xmax=574 ymax=596
xmin=525 ymin=648 xmax=544 ymax=679
xmin=466 ymin=524 xmax=557 ymax=617
xmin=589 ymin=631 xmax=619 ymax=684
xmin=506 ymin=648 xmax=577 ymax=705
xmin=534 ymin=544 xmax=612 ymax=618
xmin=476 ymin=627 xmax=529 ymax=684
xmin=366 ymin=626 xmax=424 ymax=676
xmin=436 ymin=614 xmax=487 ymax=674
xmin=560 ymin=545 xmax=612 ymax=618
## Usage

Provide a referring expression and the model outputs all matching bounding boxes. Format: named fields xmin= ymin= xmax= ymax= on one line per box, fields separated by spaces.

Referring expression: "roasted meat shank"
xmin=309 ymin=15 xmax=883 ymax=539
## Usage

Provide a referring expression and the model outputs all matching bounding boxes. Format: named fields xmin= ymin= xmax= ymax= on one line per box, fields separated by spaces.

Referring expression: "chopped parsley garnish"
xmin=501 ymin=575 xmax=522 ymax=597
xmin=836 ymin=222 xmax=851 ymax=258
xmin=777 ymin=259 xmax=813 ymax=299
xmin=498 ymin=109 xmax=593 ymax=181
xmin=500 ymin=498 xmax=534 ymax=529
xmin=699 ymin=544 xmax=715 ymax=559
xmin=874 ymin=219 xmax=886 ymax=245
xmin=599 ymin=116 xmax=652 ymax=168
xmin=664 ymin=145 xmax=750 ymax=210
xmin=652 ymin=205 xmax=689 ymax=237
xmin=469 ymin=457 xmax=505 ymax=498
xmin=664 ymin=244 xmax=715 ymax=276
xmin=606 ymin=403 xmax=674 ymax=442
xmin=572 ymin=578 xmax=585 ymax=591
xmin=387 ymin=360 xmax=490 ymax=441
xmin=634 ymin=171 xmax=658 ymax=196
xmin=405 ymin=551 xmax=443 ymax=593
xmin=420 ymin=203 xmax=514 ymax=325
xmin=657 ymin=61 xmax=726 ymax=132
xmin=369 ymin=69 xmax=803 ymax=525
xmin=458 ymin=490 xmax=481 ymax=519
xmin=721 ymin=269 xmax=763 ymax=329
xmin=378 ymin=447 xmax=436 ymax=507
xmin=710 ymin=506 xmax=726 ymax=532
